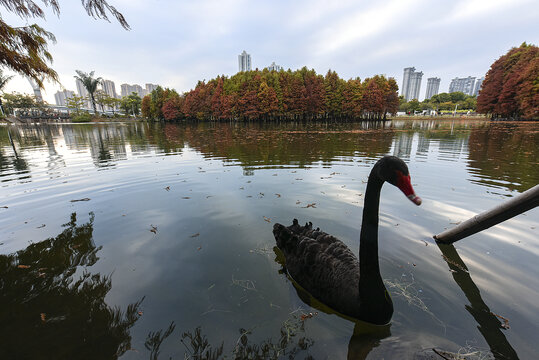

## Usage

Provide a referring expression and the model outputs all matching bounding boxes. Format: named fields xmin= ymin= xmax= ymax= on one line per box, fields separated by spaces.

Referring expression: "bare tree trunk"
xmin=434 ymin=185 xmax=539 ymax=243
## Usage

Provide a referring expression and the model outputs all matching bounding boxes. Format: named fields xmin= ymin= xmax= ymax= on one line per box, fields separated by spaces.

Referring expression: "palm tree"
xmin=74 ymin=70 xmax=102 ymax=114
xmin=0 ymin=69 xmax=15 ymax=115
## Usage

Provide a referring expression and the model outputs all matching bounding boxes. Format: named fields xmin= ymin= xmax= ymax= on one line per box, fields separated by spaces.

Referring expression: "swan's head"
xmin=377 ymin=156 xmax=422 ymax=206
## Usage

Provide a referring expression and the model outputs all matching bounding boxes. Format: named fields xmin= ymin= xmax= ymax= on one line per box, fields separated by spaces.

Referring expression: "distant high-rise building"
xmin=449 ymin=76 xmax=476 ymax=95
xmin=425 ymin=77 xmax=441 ymax=100
xmin=401 ymin=67 xmax=423 ymax=101
xmin=145 ymin=83 xmax=159 ymax=93
xmin=101 ymin=79 xmax=118 ymax=99
xmin=409 ymin=71 xmax=423 ymax=101
xmin=120 ymin=83 xmax=131 ymax=98
xmin=54 ymin=90 xmax=75 ymax=106
xmin=121 ymin=83 xmax=147 ymax=98
xmin=27 ymin=77 xmax=43 ymax=102
xmin=472 ymin=77 xmax=484 ymax=96
xmin=265 ymin=62 xmax=283 ymax=72
xmin=238 ymin=50 xmax=252 ymax=72
xmin=133 ymin=84 xmax=144 ymax=97
xmin=75 ymin=79 xmax=92 ymax=109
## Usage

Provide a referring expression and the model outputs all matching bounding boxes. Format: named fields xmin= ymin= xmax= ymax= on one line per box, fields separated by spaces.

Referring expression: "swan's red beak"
xmin=396 ymin=171 xmax=422 ymax=206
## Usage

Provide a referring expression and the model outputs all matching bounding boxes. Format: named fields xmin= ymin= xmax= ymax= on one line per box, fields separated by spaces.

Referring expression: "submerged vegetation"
xmin=142 ymin=68 xmax=400 ymax=121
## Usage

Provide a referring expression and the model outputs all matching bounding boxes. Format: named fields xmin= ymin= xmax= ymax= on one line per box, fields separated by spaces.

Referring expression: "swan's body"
xmin=273 ymin=156 xmax=421 ymax=325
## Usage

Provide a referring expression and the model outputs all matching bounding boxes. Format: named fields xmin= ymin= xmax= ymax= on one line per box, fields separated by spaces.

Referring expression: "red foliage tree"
xmin=477 ymin=43 xmax=539 ymax=119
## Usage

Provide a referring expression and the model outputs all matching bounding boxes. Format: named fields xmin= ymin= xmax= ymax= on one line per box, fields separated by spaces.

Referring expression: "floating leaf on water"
xmin=150 ymin=225 xmax=157 ymax=234
xmin=300 ymin=312 xmax=318 ymax=321
xmin=491 ymin=312 xmax=510 ymax=329
xmin=275 ymin=193 xmax=281 ymax=197
xmin=182 ymin=196 xmax=191 ymax=199
xmin=164 ymin=186 xmax=170 ymax=191
xmin=17 ymin=265 xmax=30 ymax=269
xmin=37 ymin=224 xmax=46 ymax=228
xmin=138 ymin=311 xmax=143 ymax=316
xmin=197 ymin=246 xmax=202 ymax=251
xmin=441 ymin=255 xmax=468 ymax=273
xmin=208 ymin=284 xmax=215 ymax=291
xmin=302 ymin=203 xmax=316 ymax=208
xmin=40 ymin=313 xmax=46 ymax=322
xmin=263 ymin=216 xmax=271 ymax=223
xmin=231 ymin=275 xmax=256 ymax=291
xmin=190 ymin=233 xmax=200 ymax=238
xmin=70 ymin=198 xmax=91 ymax=202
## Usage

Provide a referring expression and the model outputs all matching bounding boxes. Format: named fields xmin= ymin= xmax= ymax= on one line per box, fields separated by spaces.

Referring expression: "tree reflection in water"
xmin=145 ymin=315 xmax=315 ymax=360
xmin=0 ymin=212 xmax=143 ymax=359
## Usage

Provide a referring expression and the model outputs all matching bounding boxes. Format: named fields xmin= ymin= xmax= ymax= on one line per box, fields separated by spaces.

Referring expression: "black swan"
xmin=273 ymin=156 xmax=421 ymax=325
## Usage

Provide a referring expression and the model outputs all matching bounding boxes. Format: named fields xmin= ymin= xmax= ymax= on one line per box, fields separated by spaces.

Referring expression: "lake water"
xmin=0 ymin=120 xmax=538 ymax=359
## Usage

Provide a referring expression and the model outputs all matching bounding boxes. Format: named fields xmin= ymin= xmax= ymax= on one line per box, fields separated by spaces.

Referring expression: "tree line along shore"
xmin=1 ymin=43 xmax=537 ymax=123
xmin=140 ymin=43 xmax=537 ymax=122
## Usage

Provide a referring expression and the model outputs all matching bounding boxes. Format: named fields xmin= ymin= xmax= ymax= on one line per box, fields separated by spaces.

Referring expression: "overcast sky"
xmin=3 ymin=0 xmax=538 ymax=102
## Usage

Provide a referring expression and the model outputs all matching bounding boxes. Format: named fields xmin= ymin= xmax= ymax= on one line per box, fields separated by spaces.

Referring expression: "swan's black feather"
xmin=273 ymin=219 xmax=361 ymax=318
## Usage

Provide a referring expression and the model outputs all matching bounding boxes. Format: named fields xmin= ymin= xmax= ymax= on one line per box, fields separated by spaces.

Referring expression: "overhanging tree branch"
xmin=0 ymin=0 xmax=129 ymax=87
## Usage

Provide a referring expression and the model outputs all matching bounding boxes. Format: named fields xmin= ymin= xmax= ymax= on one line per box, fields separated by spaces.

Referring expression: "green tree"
xmin=93 ymin=90 xmax=109 ymax=114
xmin=74 ymin=70 xmax=102 ymax=114
xmin=1 ymin=92 xmax=38 ymax=115
xmin=66 ymin=95 xmax=86 ymax=116
xmin=0 ymin=69 xmax=14 ymax=115
xmin=120 ymin=92 xmax=142 ymax=116
xmin=449 ymin=92 xmax=467 ymax=103
xmin=103 ymin=96 xmax=121 ymax=115
xmin=408 ymin=99 xmax=421 ymax=114
xmin=0 ymin=1 xmax=128 ymax=88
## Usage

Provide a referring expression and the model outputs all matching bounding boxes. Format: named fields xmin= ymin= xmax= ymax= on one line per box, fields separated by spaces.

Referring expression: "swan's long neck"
xmin=359 ymin=170 xmax=387 ymax=306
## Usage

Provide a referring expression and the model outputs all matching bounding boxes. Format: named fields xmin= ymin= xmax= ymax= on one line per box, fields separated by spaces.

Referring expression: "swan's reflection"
xmin=437 ymin=243 xmax=519 ymax=360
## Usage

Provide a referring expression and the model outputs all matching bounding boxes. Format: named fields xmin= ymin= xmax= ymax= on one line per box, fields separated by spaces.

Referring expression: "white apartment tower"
xmin=121 ymin=83 xmax=147 ymax=98
xmin=54 ymin=90 xmax=75 ymax=106
xmin=101 ymin=79 xmax=118 ymax=99
xmin=146 ymin=83 xmax=159 ymax=93
xmin=75 ymin=79 xmax=92 ymax=109
xmin=473 ymin=77 xmax=484 ymax=96
xmin=449 ymin=76 xmax=476 ymax=95
xmin=266 ymin=62 xmax=283 ymax=72
xmin=27 ymin=77 xmax=44 ymax=102
xmin=238 ymin=50 xmax=252 ymax=72
xmin=425 ymin=77 xmax=441 ymax=100
xmin=401 ymin=67 xmax=423 ymax=101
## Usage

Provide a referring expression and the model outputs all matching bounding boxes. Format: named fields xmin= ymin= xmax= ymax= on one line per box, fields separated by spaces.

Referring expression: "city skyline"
xmin=54 ymin=80 xmax=159 ymax=107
